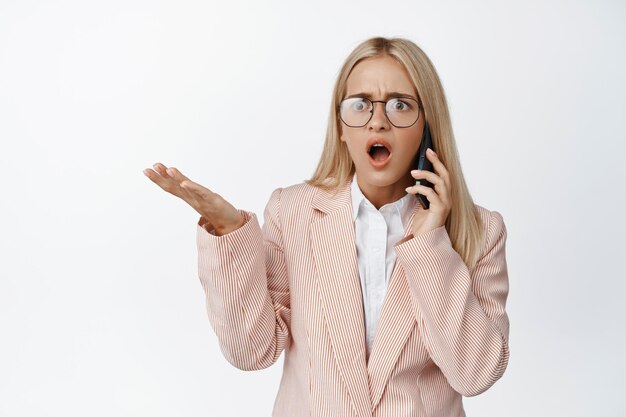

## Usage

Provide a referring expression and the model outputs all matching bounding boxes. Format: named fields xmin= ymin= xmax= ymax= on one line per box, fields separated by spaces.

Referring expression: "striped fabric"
xmin=196 ymin=177 xmax=510 ymax=417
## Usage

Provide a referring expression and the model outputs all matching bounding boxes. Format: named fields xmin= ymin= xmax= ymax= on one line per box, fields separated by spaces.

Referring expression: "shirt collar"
xmin=350 ymin=173 xmax=417 ymax=228
xmin=351 ymin=173 xmax=366 ymax=220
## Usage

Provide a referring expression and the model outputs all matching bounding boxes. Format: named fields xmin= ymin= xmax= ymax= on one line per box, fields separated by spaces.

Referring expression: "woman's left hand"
xmin=405 ymin=148 xmax=452 ymax=237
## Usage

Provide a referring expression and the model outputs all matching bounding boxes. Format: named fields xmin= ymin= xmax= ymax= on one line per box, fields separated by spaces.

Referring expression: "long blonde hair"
xmin=306 ymin=37 xmax=485 ymax=270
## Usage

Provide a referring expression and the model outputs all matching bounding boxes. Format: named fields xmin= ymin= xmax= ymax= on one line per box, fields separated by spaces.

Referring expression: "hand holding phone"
xmin=413 ymin=122 xmax=435 ymax=209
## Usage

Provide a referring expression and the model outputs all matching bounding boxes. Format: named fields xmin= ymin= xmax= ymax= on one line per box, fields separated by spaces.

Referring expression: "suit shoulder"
xmin=474 ymin=204 xmax=505 ymax=228
xmin=269 ymin=182 xmax=316 ymax=205
xmin=281 ymin=181 xmax=318 ymax=199
xmin=473 ymin=203 xmax=507 ymax=256
xmin=265 ymin=182 xmax=317 ymax=217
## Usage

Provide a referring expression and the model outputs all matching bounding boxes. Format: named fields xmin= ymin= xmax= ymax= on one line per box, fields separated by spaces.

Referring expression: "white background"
xmin=1 ymin=0 xmax=625 ymax=416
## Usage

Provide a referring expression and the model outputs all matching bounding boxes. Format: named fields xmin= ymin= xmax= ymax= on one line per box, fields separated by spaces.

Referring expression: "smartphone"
xmin=413 ymin=121 xmax=435 ymax=209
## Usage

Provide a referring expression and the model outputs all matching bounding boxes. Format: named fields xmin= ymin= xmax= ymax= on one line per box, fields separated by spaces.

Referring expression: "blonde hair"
xmin=305 ymin=37 xmax=485 ymax=269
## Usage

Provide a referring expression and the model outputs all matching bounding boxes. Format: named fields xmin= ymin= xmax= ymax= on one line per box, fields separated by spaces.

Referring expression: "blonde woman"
xmin=144 ymin=37 xmax=510 ymax=417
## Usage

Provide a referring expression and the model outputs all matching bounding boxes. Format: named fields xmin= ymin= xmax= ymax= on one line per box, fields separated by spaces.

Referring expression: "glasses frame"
xmin=337 ymin=97 xmax=422 ymax=128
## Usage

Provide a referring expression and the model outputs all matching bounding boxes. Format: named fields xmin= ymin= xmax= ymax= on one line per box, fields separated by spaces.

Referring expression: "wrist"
xmin=213 ymin=214 xmax=246 ymax=236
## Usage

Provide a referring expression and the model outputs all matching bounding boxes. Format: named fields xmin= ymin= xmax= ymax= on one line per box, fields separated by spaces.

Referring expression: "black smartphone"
xmin=413 ymin=121 xmax=435 ymax=209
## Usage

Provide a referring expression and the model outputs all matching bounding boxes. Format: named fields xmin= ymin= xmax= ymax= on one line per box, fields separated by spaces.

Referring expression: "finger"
xmin=152 ymin=162 xmax=170 ymax=177
xmin=143 ymin=165 xmax=170 ymax=188
xmin=165 ymin=166 xmax=190 ymax=183
xmin=426 ymin=149 xmax=451 ymax=184
xmin=410 ymin=169 xmax=443 ymax=187
xmin=163 ymin=167 xmax=213 ymax=204
xmin=145 ymin=163 xmax=188 ymax=197
xmin=411 ymin=169 xmax=451 ymax=206
xmin=143 ymin=167 xmax=157 ymax=180
xmin=405 ymin=183 xmax=443 ymax=206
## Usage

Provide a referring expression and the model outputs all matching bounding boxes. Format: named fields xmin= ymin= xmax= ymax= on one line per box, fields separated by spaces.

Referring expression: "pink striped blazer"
xmin=196 ymin=177 xmax=510 ymax=417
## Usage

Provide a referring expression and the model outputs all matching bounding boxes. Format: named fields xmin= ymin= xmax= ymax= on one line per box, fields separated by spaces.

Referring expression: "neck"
xmin=356 ymin=174 xmax=414 ymax=210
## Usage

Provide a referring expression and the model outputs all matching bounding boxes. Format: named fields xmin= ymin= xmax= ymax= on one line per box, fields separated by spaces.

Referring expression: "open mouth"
xmin=368 ymin=143 xmax=391 ymax=162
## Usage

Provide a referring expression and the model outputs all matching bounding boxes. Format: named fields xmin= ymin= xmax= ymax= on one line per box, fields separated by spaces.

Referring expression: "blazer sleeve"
xmin=394 ymin=210 xmax=510 ymax=397
xmin=195 ymin=188 xmax=291 ymax=371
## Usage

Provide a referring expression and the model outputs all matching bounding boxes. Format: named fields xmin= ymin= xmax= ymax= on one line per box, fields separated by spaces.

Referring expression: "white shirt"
xmin=350 ymin=174 xmax=417 ymax=357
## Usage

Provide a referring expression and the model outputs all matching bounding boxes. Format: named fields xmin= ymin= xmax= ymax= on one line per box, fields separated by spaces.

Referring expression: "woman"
xmin=144 ymin=37 xmax=510 ymax=417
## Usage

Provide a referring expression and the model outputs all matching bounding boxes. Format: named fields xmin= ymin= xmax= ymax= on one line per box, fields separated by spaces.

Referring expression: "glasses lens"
xmin=386 ymin=98 xmax=420 ymax=127
xmin=339 ymin=98 xmax=373 ymax=127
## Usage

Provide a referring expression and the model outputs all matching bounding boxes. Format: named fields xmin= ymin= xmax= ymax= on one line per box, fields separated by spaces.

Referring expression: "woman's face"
xmin=340 ymin=55 xmax=424 ymax=207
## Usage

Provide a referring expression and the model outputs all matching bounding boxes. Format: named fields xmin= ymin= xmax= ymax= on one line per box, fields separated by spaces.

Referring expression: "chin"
xmin=356 ymin=168 xmax=406 ymax=187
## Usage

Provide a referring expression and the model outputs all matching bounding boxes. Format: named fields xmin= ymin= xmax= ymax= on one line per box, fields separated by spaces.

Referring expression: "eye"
xmin=388 ymin=98 xmax=411 ymax=111
xmin=348 ymin=98 xmax=371 ymax=112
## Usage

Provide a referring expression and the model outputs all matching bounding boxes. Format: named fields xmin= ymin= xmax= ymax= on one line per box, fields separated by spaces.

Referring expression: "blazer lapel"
xmin=366 ymin=205 xmax=422 ymax=410
xmin=310 ymin=179 xmax=373 ymax=417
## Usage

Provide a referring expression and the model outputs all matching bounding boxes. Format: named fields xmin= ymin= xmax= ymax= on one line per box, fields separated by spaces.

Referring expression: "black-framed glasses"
xmin=338 ymin=97 xmax=421 ymax=128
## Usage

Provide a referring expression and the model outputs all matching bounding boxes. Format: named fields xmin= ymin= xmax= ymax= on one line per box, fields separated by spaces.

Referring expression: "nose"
xmin=368 ymin=102 xmax=390 ymax=130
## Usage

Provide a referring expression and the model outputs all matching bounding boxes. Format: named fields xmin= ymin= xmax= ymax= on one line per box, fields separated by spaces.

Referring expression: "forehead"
xmin=345 ymin=55 xmax=416 ymax=96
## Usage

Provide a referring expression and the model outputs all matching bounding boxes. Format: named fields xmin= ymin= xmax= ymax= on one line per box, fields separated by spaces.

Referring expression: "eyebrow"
xmin=345 ymin=91 xmax=417 ymax=100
